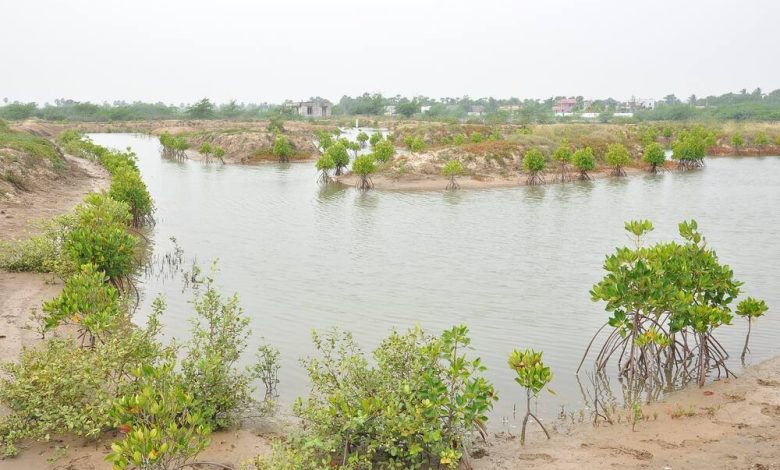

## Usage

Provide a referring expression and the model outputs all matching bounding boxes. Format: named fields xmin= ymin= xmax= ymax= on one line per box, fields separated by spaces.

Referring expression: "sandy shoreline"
xmin=336 ymin=165 xmax=656 ymax=191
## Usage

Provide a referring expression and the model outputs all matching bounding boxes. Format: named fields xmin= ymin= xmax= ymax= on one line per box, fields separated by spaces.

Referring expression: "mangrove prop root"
xmin=520 ymin=389 xmax=550 ymax=446
xmin=526 ymin=172 xmax=545 ymax=186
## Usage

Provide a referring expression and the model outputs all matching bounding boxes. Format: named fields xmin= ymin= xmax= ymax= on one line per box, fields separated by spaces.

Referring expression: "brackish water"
xmin=90 ymin=133 xmax=780 ymax=430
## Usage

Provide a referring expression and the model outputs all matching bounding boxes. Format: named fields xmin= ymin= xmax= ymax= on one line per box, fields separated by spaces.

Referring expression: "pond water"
xmin=90 ymin=133 xmax=780 ymax=429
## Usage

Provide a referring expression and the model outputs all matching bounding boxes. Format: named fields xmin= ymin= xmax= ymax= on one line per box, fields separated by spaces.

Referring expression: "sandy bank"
xmin=336 ymin=166 xmax=652 ymax=191
xmin=474 ymin=355 xmax=780 ymax=469
xmin=0 ymin=155 xmax=109 ymax=242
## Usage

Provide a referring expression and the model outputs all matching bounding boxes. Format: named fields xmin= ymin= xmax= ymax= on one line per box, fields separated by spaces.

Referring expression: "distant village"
xmin=283 ymin=96 xmax=662 ymax=120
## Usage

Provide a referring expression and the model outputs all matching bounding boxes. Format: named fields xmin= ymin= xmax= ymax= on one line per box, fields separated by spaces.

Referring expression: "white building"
xmin=285 ymin=100 xmax=332 ymax=118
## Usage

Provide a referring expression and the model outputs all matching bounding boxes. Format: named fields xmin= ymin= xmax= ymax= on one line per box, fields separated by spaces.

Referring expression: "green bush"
xmin=356 ymin=131 xmax=369 ymax=147
xmin=642 ymin=142 xmax=666 ymax=172
xmin=63 ymin=193 xmax=138 ymax=286
xmin=605 ymin=143 xmax=631 ymax=176
xmin=181 ymin=271 xmax=259 ymax=430
xmin=42 ymin=263 xmax=122 ymax=346
xmin=0 ymin=311 xmax=165 ymax=456
xmin=572 ymin=147 xmax=596 ymax=179
xmin=325 ymin=142 xmax=350 ymax=176
xmin=522 ymin=148 xmax=546 ymax=173
xmin=409 ymin=136 xmax=425 ymax=153
xmin=373 ymin=139 xmax=395 ymax=162
xmin=107 ymin=361 xmax=211 ymax=470
xmin=0 ymin=215 xmax=74 ymax=274
xmin=369 ymin=131 xmax=383 ymax=147
xmin=109 ymin=165 xmax=154 ymax=227
xmin=261 ymin=325 xmax=496 ymax=469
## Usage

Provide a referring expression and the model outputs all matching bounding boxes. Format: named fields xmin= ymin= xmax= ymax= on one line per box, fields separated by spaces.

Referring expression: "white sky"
xmin=2 ymin=0 xmax=778 ymax=104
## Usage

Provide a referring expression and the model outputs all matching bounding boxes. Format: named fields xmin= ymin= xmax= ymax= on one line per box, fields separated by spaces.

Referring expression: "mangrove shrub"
xmin=260 ymin=325 xmax=496 ymax=469
xmin=352 ymin=154 xmax=376 ymax=190
xmin=572 ymin=147 xmax=596 ymax=180
xmin=522 ymin=147 xmax=546 ymax=185
xmin=442 ymin=159 xmax=463 ymax=190
xmin=605 ymin=143 xmax=631 ymax=176
xmin=642 ymin=142 xmax=666 ymax=173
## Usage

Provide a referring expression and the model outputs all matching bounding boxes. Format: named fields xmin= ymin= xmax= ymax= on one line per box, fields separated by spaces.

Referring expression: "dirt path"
xmin=474 ymin=355 xmax=780 ymax=469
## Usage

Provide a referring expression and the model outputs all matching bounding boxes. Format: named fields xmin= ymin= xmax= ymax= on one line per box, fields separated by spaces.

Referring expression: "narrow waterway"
xmin=91 ymin=133 xmax=780 ymax=429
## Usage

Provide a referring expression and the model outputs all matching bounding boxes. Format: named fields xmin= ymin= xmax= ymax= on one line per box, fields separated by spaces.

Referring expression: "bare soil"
xmin=474 ymin=356 xmax=780 ymax=469
xmin=0 ymin=155 xmax=109 ymax=242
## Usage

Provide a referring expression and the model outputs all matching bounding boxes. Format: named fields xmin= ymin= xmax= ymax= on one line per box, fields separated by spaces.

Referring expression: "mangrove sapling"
xmin=736 ymin=297 xmax=768 ymax=361
xmin=672 ymin=127 xmax=713 ymax=169
xmin=731 ymin=132 xmax=744 ymax=155
xmin=213 ymin=146 xmax=226 ymax=164
xmin=583 ymin=219 xmax=764 ymax=391
xmin=272 ymin=135 xmax=293 ymax=163
xmin=552 ymin=139 xmax=572 ymax=182
xmin=356 ymin=131 xmax=369 ymax=148
xmin=159 ymin=132 xmax=189 ymax=160
xmin=642 ymin=142 xmax=666 ymax=173
xmin=522 ymin=147 xmax=546 ymax=185
xmin=369 ymin=131 xmax=383 ymax=147
xmin=198 ymin=142 xmax=213 ymax=163
xmin=254 ymin=343 xmax=281 ymax=401
xmin=508 ymin=349 xmax=553 ymax=445
xmin=284 ymin=325 xmax=496 ymax=469
xmin=346 ymin=140 xmax=361 ymax=159
xmin=605 ymin=143 xmax=631 ymax=176
xmin=454 ymin=133 xmax=466 ymax=145
xmin=315 ymin=130 xmax=334 ymax=152
xmin=42 ymin=263 xmax=122 ymax=348
xmin=572 ymin=147 xmax=596 ymax=180
xmin=315 ymin=153 xmax=335 ymax=184
xmin=409 ymin=136 xmax=425 ymax=153
xmin=107 ymin=361 xmax=211 ymax=470
xmin=326 ymin=142 xmax=350 ymax=176
xmin=182 ymin=268 xmax=260 ymax=430
xmin=754 ymin=132 xmax=768 ymax=156
xmin=352 ymin=154 xmax=376 ymax=190
xmin=373 ymin=139 xmax=394 ymax=163
xmin=442 ymin=159 xmax=463 ymax=190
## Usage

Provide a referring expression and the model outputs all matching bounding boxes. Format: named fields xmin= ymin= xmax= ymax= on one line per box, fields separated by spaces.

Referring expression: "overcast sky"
xmin=2 ymin=0 xmax=778 ymax=105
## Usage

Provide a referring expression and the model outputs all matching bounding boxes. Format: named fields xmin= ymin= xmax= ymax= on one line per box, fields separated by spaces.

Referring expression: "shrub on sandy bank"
xmin=0 ymin=214 xmax=74 ymax=273
xmin=181 ymin=269 xmax=264 ymax=430
xmin=252 ymin=325 xmax=496 ymax=469
xmin=0 ymin=307 xmax=165 ymax=457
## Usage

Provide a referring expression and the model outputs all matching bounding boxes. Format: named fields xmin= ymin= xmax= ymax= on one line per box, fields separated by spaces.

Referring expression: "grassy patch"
xmin=0 ymin=128 xmax=66 ymax=171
